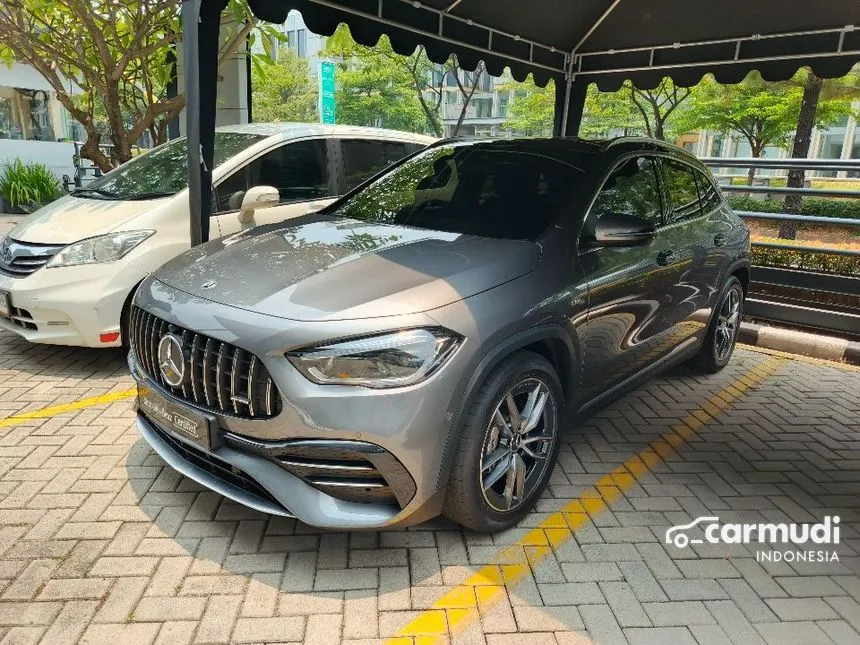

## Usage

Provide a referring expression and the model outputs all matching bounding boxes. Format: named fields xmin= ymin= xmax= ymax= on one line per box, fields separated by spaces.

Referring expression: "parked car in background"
xmin=0 ymin=124 xmax=433 ymax=347
xmin=129 ymin=136 xmax=750 ymax=532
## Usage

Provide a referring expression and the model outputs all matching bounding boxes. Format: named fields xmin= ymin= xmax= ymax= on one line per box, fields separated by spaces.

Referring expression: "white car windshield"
xmin=77 ymin=132 xmax=266 ymax=201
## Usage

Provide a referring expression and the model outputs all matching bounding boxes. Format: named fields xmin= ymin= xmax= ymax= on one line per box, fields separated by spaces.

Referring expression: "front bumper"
xmin=136 ymin=411 xmax=405 ymax=528
xmin=127 ymin=277 xmax=480 ymax=528
xmin=0 ymin=263 xmax=147 ymax=347
xmin=132 ymin=361 xmax=433 ymax=529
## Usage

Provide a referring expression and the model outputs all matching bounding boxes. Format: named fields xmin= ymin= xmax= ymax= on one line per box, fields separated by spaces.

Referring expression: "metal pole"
xmin=182 ymin=0 xmax=203 ymax=247
xmin=560 ymin=76 xmax=573 ymax=137
xmin=571 ymin=0 xmax=624 ymax=54
xmin=561 ymin=0 xmax=623 ymax=136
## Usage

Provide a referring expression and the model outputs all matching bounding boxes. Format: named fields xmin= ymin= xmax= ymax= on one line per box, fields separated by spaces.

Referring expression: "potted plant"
xmin=0 ymin=159 xmax=61 ymax=214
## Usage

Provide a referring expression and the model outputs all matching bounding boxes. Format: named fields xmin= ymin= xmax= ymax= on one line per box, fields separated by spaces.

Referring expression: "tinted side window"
xmin=214 ymin=168 xmax=249 ymax=213
xmin=590 ymin=156 xmax=663 ymax=228
xmin=663 ymin=160 xmax=701 ymax=222
xmin=694 ymin=169 xmax=722 ymax=212
xmin=214 ymin=139 xmax=330 ymax=213
xmin=342 ymin=140 xmax=409 ymax=191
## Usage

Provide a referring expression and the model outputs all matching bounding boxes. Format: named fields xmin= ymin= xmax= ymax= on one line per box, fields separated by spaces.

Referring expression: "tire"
xmin=691 ymin=276 xmax=743 ymax=373
xmin=443 ymin=351 xmax=564 ymax=533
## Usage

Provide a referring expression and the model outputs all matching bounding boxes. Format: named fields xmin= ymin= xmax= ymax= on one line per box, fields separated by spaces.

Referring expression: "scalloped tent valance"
xmin=246 ymin=0 xmax=860 ymax=90
xmin=184 ymin=0 xmax=860 ymax=245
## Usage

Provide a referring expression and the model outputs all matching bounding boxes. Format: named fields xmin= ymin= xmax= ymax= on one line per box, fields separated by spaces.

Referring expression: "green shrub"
xmin=751 ymin=246 xmax=860 ymax=276
xmin=728 ymin=195 xmax=860 ymax=221
xmin=0 ymin=159 xmax=61 ymax=212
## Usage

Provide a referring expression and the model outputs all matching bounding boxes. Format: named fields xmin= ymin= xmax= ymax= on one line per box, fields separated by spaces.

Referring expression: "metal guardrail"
xmin=722 ymin=184 xmax=858 ymax=198
xmin=701 ymin=157 xmax=860 ymax=338
xmin=733 ymin=211 xmax=860 ymax=227
xmin=700 ymin=157 xmax=860 ymax=172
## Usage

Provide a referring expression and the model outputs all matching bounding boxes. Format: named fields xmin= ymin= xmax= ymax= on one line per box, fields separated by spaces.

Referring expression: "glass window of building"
xmin=498 ymin=92 xmax=510 ymax=118
xmin=297 ymin=29 xmax=307 ymax=57
xmin=0 ymin=87 xmax=56 ymax=141
xmin=474 ymin=98 xmax=493 ymax=118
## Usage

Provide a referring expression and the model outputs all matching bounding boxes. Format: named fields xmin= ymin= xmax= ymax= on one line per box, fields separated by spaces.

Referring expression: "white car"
xmin=0 ymin=124 xmax=433 ymax=347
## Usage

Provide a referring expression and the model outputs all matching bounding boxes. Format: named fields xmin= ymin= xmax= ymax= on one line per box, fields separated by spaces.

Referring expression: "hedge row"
xmin=727 ymin=195 xmax=860 ymax=221
xmin=751 ymin=246 xmax=860 ymax=276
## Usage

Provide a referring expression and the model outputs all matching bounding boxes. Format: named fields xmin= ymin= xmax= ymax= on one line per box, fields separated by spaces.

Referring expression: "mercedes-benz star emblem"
xmin=157 ymin=333 xmax=186 ymax=387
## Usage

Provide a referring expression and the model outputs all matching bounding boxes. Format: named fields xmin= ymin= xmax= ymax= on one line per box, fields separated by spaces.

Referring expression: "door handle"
xmin=714 ymin=234 xmax=726 ymax=246
xmin=657 ymin=249 xmax=677 ymax=266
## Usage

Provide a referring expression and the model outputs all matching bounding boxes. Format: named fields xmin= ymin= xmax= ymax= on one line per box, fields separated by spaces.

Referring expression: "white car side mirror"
xmin=238 ymin=185 xmax=279 ymax=223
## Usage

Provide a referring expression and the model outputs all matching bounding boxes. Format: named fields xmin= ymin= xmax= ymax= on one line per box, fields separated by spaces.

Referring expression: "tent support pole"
xmin=556 ymin=0 xmax=623 ymax=137
xmin=182 ymin=0 xmax=203 ymax=247
xmin=560 ymin=76 xmax=573 ymax=136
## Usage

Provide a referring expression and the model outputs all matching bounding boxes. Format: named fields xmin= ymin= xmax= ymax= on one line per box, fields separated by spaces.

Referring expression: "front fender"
xmin=434 ymin=322 xmax=582 ymax=493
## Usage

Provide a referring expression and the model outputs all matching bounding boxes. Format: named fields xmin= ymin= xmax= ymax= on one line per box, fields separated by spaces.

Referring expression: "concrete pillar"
xmin=176 ymin=20 xmax=250 ymax=136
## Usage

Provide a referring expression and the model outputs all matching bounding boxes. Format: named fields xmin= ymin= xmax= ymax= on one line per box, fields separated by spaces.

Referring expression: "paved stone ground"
xmin=0 ymin=327 xmax=857 ymax=645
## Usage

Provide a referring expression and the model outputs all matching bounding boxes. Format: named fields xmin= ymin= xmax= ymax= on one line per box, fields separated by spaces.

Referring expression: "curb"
xmin=739 ymin=321 xmax=860 ymax=366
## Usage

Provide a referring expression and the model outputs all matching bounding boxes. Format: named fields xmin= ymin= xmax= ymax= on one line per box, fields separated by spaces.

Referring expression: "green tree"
xmin=581 ymin=84 xmax=644 ymax=138
xmin=0 ymin=0 xmax=283 ymax=172
xmin=251 ymin=47 xmax=317 ymax=123
xmin=324 ymin=36 xmax=426 ymax=132
xmin=581 ymin=79 xmax=691 ymax=140
xmin=777 ymin=68 xmax=860 ymax=238
xmin=324 ymin=25 xmax=438 ymax=134
xmin=627 ymin=79 xmax=692 ymax=141
xmin=324 ymin=25 xmax=486 ymax=137
xmin=500 ymin=77 xmax=555 ymax=136
xmin=676 ymin=72 xmax=804 ymax=185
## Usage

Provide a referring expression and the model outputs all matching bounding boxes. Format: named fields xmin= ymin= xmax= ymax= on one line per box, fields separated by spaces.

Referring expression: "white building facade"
xmin=687 ymin=107 xmax=860 ymax=179
xmin=0 ymin=62 xmax=80 ymax=181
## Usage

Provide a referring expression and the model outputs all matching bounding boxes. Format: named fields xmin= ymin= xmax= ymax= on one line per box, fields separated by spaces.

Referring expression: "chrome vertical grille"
xmin=130 ymin=306 xmax=282 ymax=419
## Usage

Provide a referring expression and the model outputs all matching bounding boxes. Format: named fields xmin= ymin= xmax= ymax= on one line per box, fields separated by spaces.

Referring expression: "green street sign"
xmin=319 ymin=61 xmax=336 ymax=125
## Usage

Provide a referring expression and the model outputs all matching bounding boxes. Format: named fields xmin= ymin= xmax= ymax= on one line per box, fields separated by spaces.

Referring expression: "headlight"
xmin=287 ymin=328 xmax=462 ymax=388
xmin=47 ymin=230 xmax=154 ymax=267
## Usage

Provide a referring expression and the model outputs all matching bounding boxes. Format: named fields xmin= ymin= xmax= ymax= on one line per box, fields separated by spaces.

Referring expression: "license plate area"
xmin=0 ymin=290 xmax=10 ymax=319
xmin=138 ymin=384 xmax=214 ymax=451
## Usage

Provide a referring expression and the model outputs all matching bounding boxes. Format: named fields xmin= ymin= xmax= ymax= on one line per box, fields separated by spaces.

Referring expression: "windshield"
xmin=82 ymin=132 xmax=266 ymax=200
xmin=329 ymin=143 xmax=584 ymax=240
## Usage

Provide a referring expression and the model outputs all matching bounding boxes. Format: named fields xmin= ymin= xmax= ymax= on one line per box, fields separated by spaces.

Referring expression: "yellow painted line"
xmin=739 ymin=343 xmax=860 ymax=372
xmin=0 ymin=388 xmax=137 ymax=428
xmin=385 ymin=356 xmax=786 ymax=644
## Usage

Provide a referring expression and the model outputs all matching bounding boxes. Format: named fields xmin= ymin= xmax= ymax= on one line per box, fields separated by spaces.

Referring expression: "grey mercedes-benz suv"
xmin=129 ymin=137 xmax=750 ymax=532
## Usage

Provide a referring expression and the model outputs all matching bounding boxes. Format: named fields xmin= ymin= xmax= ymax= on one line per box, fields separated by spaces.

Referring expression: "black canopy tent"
xmin=182 ymin=0 xmax=860 ymax=245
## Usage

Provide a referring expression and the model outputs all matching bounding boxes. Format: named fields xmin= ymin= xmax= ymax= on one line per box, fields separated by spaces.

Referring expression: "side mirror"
xmin=590 ymin=212 xmax=656 ymax=247
xmin=238 ymin=185 xmax=279 ymax=223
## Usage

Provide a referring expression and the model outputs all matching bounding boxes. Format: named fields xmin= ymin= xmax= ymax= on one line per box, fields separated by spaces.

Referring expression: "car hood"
xmin=154 ymin=216 xmax=541 ymax=322
xmin=7 ymin=194 xmax=170 ymax=244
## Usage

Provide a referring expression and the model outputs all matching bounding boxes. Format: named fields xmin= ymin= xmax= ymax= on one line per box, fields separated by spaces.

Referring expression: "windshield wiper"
xmin=125 ymin=191 xmax=176 ymax=200
xmin=70 ymin=187 xmax=120 ymax=199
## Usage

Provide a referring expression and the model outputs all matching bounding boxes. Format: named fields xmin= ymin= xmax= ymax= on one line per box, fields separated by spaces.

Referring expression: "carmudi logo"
xmin=665 ymin=516 xmax=841 ymax=563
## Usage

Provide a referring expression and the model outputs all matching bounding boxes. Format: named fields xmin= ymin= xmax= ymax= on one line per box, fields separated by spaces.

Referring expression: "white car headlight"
xmin=47 ymin=230 xmax=154 ymax=268
xmin=287 ymin=328 xmax=462 ymax=388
